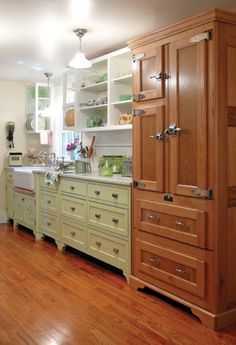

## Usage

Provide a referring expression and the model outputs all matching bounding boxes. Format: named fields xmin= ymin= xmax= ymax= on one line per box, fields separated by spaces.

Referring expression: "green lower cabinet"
xmin=39 ymin=211 xmax=59 ymax=240
xmin=60 ymin=217 xmax=87 ymax=252
xmin=6 ymin=183 xmax=14 ymax=219
xmin=60 ymin=195 xmax=87 ymax=223
xmin=14 ymin=191 xmax=36 ymax=230
xmin=87 ymin=227 xmax=130 ymax=279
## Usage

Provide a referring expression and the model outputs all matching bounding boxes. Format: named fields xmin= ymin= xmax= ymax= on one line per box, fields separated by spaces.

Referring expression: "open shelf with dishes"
xmin=75 ymin=47 xmax=132 ymax=132
xmin=63 ymin=70 xmax=77 ymax=130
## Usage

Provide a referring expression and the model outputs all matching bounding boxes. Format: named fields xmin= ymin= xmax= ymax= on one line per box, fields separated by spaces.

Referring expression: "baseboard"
xmin=0 ymin=211 xmax=8 ymax=224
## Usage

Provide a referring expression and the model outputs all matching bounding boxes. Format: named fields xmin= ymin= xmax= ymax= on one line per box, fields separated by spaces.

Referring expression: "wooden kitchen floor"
xmin=0 ymin=224 xmax=236 ymax=345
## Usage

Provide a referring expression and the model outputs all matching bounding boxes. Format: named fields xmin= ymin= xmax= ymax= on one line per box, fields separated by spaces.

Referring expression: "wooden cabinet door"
xmin=168 ymin=33 xmax=208 ymax=197
xmin=24 ymin=196 xmax=35 ymax=228
xmin=133 ymin=44 xmax=164 ymax=101
xmin=133 ymin=105 xmax=165 ymax=192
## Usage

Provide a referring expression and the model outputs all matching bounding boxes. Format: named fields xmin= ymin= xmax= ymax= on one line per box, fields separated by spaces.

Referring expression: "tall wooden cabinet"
xmin=128 ymin=9 xmax=236 ymax=330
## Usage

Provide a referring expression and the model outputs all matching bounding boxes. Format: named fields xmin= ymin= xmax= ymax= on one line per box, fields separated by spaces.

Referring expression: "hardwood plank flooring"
xmin=0 ymin=224 xmax=236 ymax=345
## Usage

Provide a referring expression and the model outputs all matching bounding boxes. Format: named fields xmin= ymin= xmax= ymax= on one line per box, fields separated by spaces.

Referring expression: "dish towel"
xmin=44 ymin=170 xmax=60 ymax=185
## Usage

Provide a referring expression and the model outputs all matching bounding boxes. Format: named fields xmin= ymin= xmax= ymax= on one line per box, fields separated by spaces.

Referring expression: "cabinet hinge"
xmin=191 ymin=188 xmax=213 ymax=199
xmin=133 ymin=93 xmax=146 ymax=101
xmin=132 ymin=109 xmax=145 ymax=116
xmin=133 ymin=180 xmax=145 ymax=189
xmin=190 ymin=30 xmax=212 ymax=43
xmin=132 ymin=53 xmax=144 ymax=62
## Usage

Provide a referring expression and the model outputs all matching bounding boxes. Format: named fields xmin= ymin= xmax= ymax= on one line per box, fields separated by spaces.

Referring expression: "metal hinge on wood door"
xmin=133 ymin=180 xmax=145 ymax=189
xmin=132 ymin=109 xmax=145 ymax=116
xmin=192 ymin=188 xmax=213 ymax=199
xmin=190 ymin=30 xmax=212 ymax=43
xmin=132 ymin=53 xmax=145 ymax=62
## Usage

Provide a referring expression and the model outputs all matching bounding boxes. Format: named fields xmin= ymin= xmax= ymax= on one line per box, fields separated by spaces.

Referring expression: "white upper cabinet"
xmin=75 ymin=47 xmax=132 ymax=132
xmin=63 ymin=70 xmax=77 ymax=130
xmin=25 ymin=83 xmax=52 ymax=133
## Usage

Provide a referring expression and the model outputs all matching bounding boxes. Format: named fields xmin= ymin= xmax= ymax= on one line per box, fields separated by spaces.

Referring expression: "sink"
xmin=13 ymin=166 xmax=48 ymax=191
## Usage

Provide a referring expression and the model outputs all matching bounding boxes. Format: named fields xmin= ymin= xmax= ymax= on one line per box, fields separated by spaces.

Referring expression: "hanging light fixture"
xmin=68 ymin=28 xmax=91 ymax=69
xmin=41 ymin=72 xmax=53 ymax=117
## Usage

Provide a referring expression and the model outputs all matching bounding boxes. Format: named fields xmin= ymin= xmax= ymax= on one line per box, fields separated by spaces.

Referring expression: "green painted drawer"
xmin=88 ymin=228 xmax=129 ymax=272
xmin=40 ymin=175 xmax=58 ymax=191
xmin=88 ymin=183 xmax=129 ymax=206
xmin=40 ymin=191 xmax=58 ymax=213
xmin=6 ymin=170 xmax=13 ymax=182
xmin=60 ymin=195 xmax=87 ymax=223
xmin=60 ymin=218 xmax=87 ymax=251
xmin=60 ymin=178 xmax=87 ymax=197
xmin=88 ymin=201 xmax=129 ymax=237
xmin=40 ymin=212 xmax=59 ymax=239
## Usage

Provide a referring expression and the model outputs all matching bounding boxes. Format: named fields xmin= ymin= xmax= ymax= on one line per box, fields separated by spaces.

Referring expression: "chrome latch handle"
xmin=149 ymin=132 xmax=164 ymax=141
xmin=164 ymin=123 xmax=182 ymax=136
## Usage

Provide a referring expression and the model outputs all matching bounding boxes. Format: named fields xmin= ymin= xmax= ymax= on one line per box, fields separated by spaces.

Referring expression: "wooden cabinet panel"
xmin=169 ymin=34 xmax=208 ymax=197
xmin=40 ymin=212 xmax=58 ymax=237
xmin=135 ymin=199 xmax=207 ymax=248
xmin=6 ymin=183 xmax=14 ymax=219
xmin=133 ymin=44 xmax=164 ymax=101
xmin=133 ymin=105 xmax=165 ymax=191
xmin=134 ymin=235 xmax=208 ymax=300
xmin=40 ymin=191 xmax=58 ymax=213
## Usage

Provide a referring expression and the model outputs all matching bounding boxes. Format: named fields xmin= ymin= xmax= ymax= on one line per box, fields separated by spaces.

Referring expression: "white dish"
xmin=38 ymin=117 xmax=46 ymax=130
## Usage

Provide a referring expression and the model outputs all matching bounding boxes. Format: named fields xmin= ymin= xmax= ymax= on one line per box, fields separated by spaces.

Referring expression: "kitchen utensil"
xmin=87 ymin=136 xmax=95 ymax=158
xmin=75 ymin=160 xmax=91 ymax=173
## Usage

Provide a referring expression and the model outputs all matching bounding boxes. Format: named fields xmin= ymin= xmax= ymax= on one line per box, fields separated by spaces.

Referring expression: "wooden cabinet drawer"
xmin=61 ymin=196 xmax=87 ymax=223
xmin=134 ymin=232 xmax=211 ymax=302
xmin=40 ymin=191 xmax=58 ymax=213
xmin=135 ymin=200 xmax=206 ymax=248
xmin=40 ymin=212 xmax=59 ymax=238
xmin=88 ymin=183 xmax=129 ymax=206
xmin=88 ymin=201 xmax=129 ymax=237
xmin=40 ymin=175 xmax=58 ymax=191
xmin=88 ymin=228 xmax=129 ymax=271
xmin=61 ymin=218 xmax=87 ymax=251
xmin=60 ymin=178 xmax=86 ymax=197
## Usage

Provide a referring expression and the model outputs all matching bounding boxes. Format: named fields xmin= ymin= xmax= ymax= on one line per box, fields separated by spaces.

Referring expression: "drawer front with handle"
xmin=136 ymin=200 xmax=206 ymax=248
xmin=40 ymin=191 xmax=58 ymax=213
xmin=61 ymin=196 xmax=87 ymax=223
xmin=88 ymin=228 xmax=128 ymax=271
xmin=6 ymin=170 xmax=13 ymax=182
xmin=61 ymin=218 xmax=87 ymax=251
xmin=60 ymin=179 xmax=86 ymax=197
xmin=88 ymin=202 xmax=129 ymax=237
xmin=40 ymin=175 xmax=58 ymax=191
xmin=135 ymin=238 xmax=207 ymax=300
xmin=88 ymin=183 xmax=129 ymax=206
xmin=40 ymin=212 xmax=58 ymax=238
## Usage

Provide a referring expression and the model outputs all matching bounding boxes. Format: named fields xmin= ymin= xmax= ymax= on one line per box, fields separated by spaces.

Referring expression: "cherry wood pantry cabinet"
xmin=128 ymin=9 xmax=236 ymax=330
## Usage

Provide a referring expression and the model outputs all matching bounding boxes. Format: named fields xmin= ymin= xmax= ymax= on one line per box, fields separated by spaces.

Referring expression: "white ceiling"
xmin=1 ymin=0 xmax=236 ymax=83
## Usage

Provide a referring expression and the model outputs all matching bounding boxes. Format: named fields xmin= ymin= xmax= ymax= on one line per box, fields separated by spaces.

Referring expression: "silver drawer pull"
xmin=113 ymin=248 xmax=119 ymax=254
xmin=175 ymin=266 xmax=190 ymax=277
xmin=46 ymin=222 xmax=51 ymax=227
xmin=112 ymin=193 xmax=118 ymax=198
xmin=47 ymin=200 xmax=51 ymax=204
xmin=70 ymin=186 xmax=75 ymax=190
xmin=70 ymin=231 xmax=76 ymax=236
xmin=175 ymin=220 xmax=190 ymax=230
xmin=94 ymin=190 xmax=100 ymax=195
xmin=70 ymin=207 xmax=76 ymax=211
xmin=148 ymin=257 xmax=160 ymax=267
xmin=95 ymin=213 xmax=101 ymax=219
xmin=95 ymin=241 xmax=101 ymax=247
xmin=112 ymin=218 xmax=119 ymax=224
xmin=147 ymin=214 xmax=160 ymax=221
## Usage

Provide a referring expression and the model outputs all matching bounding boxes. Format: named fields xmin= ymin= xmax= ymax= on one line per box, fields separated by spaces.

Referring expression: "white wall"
xmin=0 ymin=81 xmax=40 ymax=222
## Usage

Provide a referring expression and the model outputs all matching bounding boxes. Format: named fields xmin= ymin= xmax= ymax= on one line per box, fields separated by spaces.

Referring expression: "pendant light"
xmin=68 ymin=29 xmax=91 ymax=69
xmin=41 ymin=72 xmax=53 ymax=117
